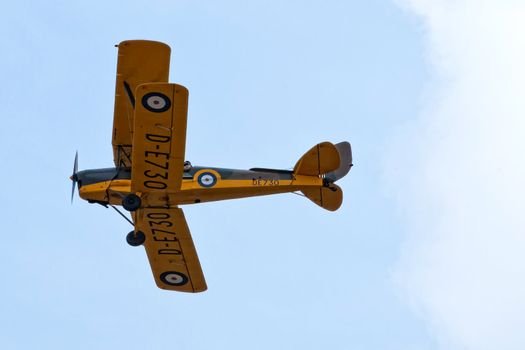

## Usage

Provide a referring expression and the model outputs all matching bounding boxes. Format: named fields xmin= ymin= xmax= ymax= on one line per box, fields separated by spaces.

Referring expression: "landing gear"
xmin=126 ymin=230 xmax=146 ymax=246
xmin=122 ymin=194 xmax=141 ymax=211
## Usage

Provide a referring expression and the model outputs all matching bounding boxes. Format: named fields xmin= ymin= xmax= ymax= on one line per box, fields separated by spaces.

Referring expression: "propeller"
xmin=70 ymin=151 xmax=78 ymax=203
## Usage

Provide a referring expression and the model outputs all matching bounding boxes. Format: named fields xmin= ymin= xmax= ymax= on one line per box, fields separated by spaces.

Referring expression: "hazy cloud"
xmin=388 ymin=1 xmax=525 ymax=349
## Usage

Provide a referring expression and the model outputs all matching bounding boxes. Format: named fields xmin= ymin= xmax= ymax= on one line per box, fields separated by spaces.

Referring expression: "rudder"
xmin=325 ymin=142 xmax=352 ymax=182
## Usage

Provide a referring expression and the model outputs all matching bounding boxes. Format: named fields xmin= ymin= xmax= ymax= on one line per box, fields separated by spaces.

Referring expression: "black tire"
xmin=126 ymin=230 xmax=146 ymax=246
xmin=122 ymin=194 xmax=141 ymax=211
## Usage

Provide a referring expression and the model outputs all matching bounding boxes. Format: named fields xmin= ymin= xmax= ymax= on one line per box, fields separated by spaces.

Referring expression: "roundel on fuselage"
xmin=197 ymin=172 xmax=217 ymax=188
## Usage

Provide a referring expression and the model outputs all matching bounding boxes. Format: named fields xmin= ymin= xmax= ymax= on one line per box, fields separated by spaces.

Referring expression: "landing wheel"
xmin=126 ymin=230 xmax=145 ymax=246
xmin=122 ymin=194 xmax=141 ymax=211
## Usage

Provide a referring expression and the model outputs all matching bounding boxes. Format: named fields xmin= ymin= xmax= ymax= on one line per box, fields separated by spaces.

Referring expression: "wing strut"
xmin=110 ymin=205 xmax=134 ymax=226
xmin=123 ymin=81 xmax=136 ymax=108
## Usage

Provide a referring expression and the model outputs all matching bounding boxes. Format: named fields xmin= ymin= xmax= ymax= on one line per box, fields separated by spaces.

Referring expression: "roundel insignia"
xmin=160 ymin=271 xmax=189 ymax=286
xmin=197 ymin=172 xmax=217 ymax=188
xmin=142 ymin=92 xmax=171 ymax=113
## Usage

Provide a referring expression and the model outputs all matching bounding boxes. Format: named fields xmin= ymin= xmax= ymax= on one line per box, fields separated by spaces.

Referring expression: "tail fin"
xmin=293 ymin=142 xmax=340 ymax=176
xmin=325 ymin=142 xmax=352 ymax=182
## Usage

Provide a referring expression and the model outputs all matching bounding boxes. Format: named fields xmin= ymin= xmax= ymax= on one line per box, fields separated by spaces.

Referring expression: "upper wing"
xmin=131 ymin=83 xmax=188 ymax=199
xmin=112 ymin=40 xmax=171 ymax=168
xmin=135 ymin=207 xmax=207 ymax=292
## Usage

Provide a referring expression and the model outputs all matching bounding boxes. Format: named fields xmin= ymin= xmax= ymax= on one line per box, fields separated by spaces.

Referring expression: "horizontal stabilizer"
xmin=301 ymin=184 xmax=343 ymax=211
xmin=294 ymin=142 xmax=340 ymax=176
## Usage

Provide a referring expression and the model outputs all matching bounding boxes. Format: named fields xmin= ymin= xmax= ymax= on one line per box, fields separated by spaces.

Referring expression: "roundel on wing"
xmin=197 ymin=172 xmax=217 ymax=188
xmin=142 ymin=92 xmax=171 ymax=113
xmin=160 ymin=271 xmax=189 ymax=286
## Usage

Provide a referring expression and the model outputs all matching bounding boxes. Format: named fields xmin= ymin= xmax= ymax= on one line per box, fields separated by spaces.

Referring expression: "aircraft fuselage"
xmin=76 ymin=166 xmax=324 ymax=207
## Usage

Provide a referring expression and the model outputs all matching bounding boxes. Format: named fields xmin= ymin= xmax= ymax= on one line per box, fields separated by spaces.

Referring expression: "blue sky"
xmin=4 ymin=1 xmax=517 ymax=349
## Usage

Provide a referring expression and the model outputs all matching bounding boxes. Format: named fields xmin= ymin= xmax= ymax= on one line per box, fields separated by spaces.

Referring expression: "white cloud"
xmin=388 ymin=1 xmax=525 ymax=349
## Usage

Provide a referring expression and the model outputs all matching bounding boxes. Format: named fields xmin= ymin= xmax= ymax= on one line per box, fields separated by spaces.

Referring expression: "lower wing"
xmin=134 ymin=207 xmax=207 ymax=292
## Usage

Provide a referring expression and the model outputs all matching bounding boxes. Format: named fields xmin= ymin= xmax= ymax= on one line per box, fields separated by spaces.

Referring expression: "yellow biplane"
xmin=70 ymin=40 xmax=352 ymax=293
